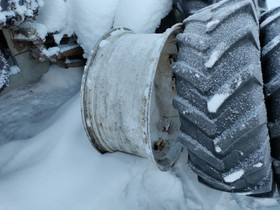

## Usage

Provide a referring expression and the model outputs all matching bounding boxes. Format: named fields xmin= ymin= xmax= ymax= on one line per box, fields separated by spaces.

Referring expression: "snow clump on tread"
xmin=172 ymin=0 xmax=272 ymax=194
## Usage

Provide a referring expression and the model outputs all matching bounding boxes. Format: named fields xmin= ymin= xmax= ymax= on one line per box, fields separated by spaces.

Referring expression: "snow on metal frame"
xmin=0 ymin=0 xmax=42 ymax=29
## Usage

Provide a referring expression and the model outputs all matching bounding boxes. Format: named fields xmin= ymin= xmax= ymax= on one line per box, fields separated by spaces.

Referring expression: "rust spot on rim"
xmin=153 ymin=138 xmax=165 ymax=151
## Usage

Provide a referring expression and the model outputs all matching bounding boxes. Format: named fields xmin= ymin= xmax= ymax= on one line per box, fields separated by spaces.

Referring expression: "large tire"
xmin=257 ymin=0 xmax=268 ymax=14
xmin=173 ymin=0 xmax=272 ymax=194
xmin=0 ymin=51 xmax=9 ymax=92
xmin=173 ymin=0 xmax=267 ymax=17
xmin=260 ymin=6 xmax=280 ymax=193
xmin=173 ymin=0 xmax=213 ymax=17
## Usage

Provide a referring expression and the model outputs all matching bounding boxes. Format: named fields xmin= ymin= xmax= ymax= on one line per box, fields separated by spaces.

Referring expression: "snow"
xmin=68 ymin=0 xmax=121 ymax=58
xmin=223 ymin=170 xmax=245 ymax=183
xmin=0 ymin=68 xmax=186 ymax=210
xmin=23 ymin=0 xmax=172 ymax=58
xmin=1 ymin=65 xmax=280 ymax=210
xmin=0 ymin=0 xmax=43 ymax=29
xmin=34 ymin=0 xmax=68 ymax=35
xmin=42 ymin=46 xmax=60 ymax=57
xmin=7 ymin=97 xmax=182 ymax=209
xmin=207 ymin=93 xmax=230 ymax=113
xmin=99 ymin=40 xmax=109 ymax=48
xmin=215 ymin=146 xmax=222 ymax=153
xmin=0 ymin=65 xmax=83 ymax=145
xmin=267 ymin=0 xmax=280 ymax=9
xmin=254 ymin=198 xmax=279 ymax=207
xmin=205 ymin=49 xmax=220 ymax=68
xmin=0 ymin=12 xmax=5 ymax=22
xmin=9 ymin=65 xmax=20 ymax=76
xmin=206 ymin=19 xmax=220 ymax=31
xmin=113 ymin=0 xmax=172 ymax=33
xmin=41 ymin=43 xmax=80 ymax=58
xmin=253 ymin=162 xmax=263 ymax=168
xmin=59 ymin=42 xmax=80 ymax=52
xmin=1 ymin=0 xmax=280 ymax=209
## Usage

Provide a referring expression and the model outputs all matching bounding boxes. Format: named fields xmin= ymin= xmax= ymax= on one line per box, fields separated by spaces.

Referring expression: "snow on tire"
xmin=173 ymin=0 xmax=212 ymax=17
xmin=173 ymin=0 xmax=267 ymax=17
xmin=260 ymin=6 xmax=280 ymax=192
xmin=172 ymin=0 xmax=272 ymax=194
xmin=0 ymin=51 xmax=9 ymax=92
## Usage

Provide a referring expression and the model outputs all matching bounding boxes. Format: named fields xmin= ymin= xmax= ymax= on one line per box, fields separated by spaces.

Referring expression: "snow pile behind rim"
xmin=22 ymin=0 xmax=172 ymax=58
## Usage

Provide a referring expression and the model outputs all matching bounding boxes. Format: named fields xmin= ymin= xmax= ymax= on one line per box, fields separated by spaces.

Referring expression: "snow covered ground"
xmin=1 ymin=65 xmax=280 ymax=210
xmin=1 ymin=0 xmax=280 ymax=210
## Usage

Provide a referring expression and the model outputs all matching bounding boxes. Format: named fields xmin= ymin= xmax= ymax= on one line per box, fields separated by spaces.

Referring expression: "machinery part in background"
xmin=172 ymin=0 xmax=272 ymax=194
xmin=81 ymin=25 xmax=183 ymax=171
xmin=0 ymin=27 xmax=86 ymax=95
xmin=173 ymin=0 xmax=267 ymax=18
xmin=0 ymin=29 xmax=49 ymax=96
xmin=0 ymin=1 xmax=85 ymax=69
xmin=260 ymin=6 xmax=280 ymax=195
xmin=0 ymin=0 xmax=44 ymax=95
xmin=10 ymin=27 xmax=86 ymax=67
xmin=0 ymin=0 xmax=41 ymax=29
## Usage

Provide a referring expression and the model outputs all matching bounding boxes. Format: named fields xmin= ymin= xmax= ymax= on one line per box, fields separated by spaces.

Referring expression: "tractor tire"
xmin=173 ymin=0 xmax=267 ymax=18
xmin=0 ymin=51 xmax=9 ymax=92
xmin=260 ymin=6 xmax=280 ymax=193
xmin=257 ymin=0 xmax=268 ymax=14
xmin=172 ymin=0 xmax=272 ymax=194
xmin=173 ymin=0 xmax=213 ymax=17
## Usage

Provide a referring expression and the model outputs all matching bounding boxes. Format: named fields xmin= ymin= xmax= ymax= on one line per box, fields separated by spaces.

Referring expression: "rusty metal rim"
xmin=81 ymin=25 xmax=183 ymax=171
xmin=81 ymin=28 xmax=133 ymax=153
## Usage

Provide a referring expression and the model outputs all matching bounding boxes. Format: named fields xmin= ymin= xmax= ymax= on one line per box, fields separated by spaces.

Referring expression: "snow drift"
xmin=24 ymin=0 xmax=172 ymax=57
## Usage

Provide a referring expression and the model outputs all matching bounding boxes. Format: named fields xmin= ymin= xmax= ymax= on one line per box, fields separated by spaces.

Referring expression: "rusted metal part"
xmin=8 ymin=28 xmax=86 ymax=67
xmin=49 ymin=45 xmax=83 ymax=60
xmin=81 ymin=24 xmax=183 ymax=171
